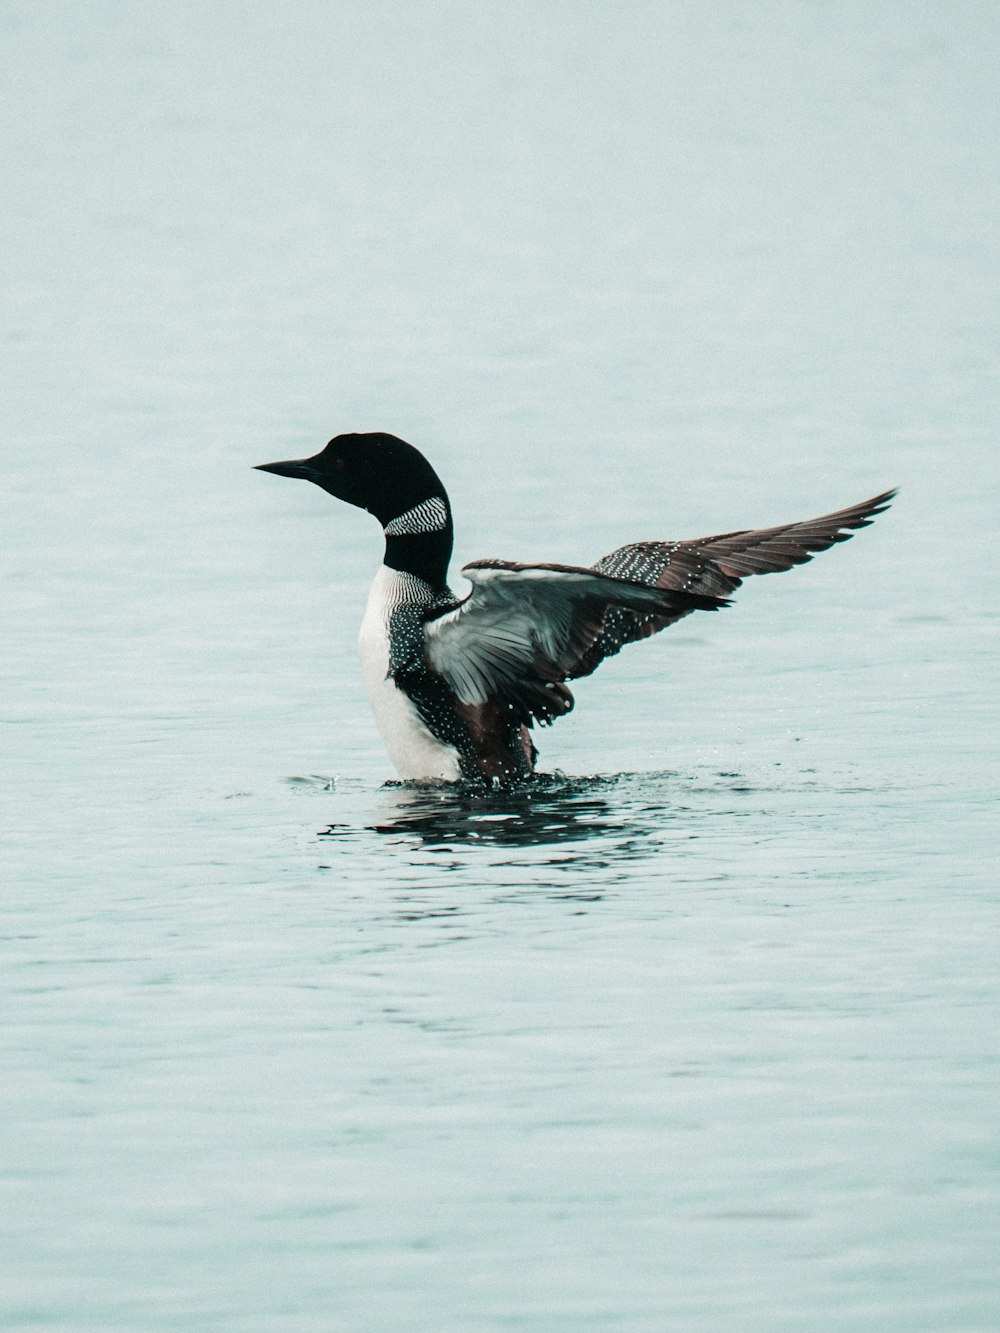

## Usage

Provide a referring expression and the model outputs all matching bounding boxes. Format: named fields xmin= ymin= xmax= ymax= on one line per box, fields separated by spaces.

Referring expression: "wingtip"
xmin=855 ymin=487 xmax=898 ymax=525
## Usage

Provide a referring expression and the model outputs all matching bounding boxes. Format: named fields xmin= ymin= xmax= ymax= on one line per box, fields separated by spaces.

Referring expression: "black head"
xmin=255 ymin=432 xmax=449 ymax=528
xmin=256 ymin=432 xmax=454 ymax=586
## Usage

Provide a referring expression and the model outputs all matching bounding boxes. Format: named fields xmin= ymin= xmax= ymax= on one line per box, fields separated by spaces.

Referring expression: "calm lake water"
xmin=3 ymin=4 xmax=998 ymax=1329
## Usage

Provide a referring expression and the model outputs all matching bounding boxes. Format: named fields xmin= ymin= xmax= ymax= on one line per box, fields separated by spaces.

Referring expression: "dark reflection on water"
xmin=320 ymin=771 xmax=692 ymax=854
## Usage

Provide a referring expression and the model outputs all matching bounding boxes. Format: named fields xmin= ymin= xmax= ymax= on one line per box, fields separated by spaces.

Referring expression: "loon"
xmin=256 ymin=432 xmax=894 ymax=785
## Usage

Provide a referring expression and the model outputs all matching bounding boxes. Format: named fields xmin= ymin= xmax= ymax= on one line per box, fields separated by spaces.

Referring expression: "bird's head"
xmin=255 ymin=432 xmax=449 ymax=530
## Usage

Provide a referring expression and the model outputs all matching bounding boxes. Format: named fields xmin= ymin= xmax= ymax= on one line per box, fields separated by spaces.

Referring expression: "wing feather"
xmin=568 ymin=488 xmax=896 ymax=678
xmin=423 ymin=561 xmax=727 ymax=722
xmin=419 ymin=491 xmax=893 ymax=712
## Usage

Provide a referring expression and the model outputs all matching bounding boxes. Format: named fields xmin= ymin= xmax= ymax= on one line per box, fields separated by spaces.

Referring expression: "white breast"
xmin=358 ymin=566 xmax=462 ymax=782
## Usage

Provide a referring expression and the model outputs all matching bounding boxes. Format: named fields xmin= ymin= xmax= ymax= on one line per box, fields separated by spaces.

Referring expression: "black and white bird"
xmin=256 ymin=433 xmax=894 ymax=785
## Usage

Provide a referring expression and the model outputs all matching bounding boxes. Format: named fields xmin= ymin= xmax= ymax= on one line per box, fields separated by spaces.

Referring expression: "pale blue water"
xmin=3 ymin=3 xmax=998 ymax=1329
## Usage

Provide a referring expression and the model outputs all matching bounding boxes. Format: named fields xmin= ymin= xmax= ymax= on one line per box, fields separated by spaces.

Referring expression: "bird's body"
xmin=358 ymin=565 xmax=465 ymax=782
xmin=257 ymin=433 xmax=894 ymax=784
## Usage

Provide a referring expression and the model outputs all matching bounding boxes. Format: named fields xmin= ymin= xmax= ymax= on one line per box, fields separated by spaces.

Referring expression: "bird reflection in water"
xmin=323 ymin=772 xmax=676 ymax=855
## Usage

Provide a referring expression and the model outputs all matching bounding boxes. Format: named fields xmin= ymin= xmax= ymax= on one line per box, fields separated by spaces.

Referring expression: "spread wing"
xmin=423 ymin=561 xmax=728 ymax=726
xmin=569 ymin=489 xmax=897 ymax=679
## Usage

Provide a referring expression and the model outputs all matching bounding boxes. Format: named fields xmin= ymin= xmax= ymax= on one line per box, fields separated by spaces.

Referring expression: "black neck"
xmin=382 ymin=520 xmax=454 ymax=589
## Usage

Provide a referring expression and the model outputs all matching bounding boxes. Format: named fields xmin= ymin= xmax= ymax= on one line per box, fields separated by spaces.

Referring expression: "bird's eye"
xmin=333 ymin=457 xmax=347 ymax=470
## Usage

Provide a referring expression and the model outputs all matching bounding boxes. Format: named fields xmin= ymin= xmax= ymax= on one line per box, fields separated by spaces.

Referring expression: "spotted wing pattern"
xmin=568 ymin=488 xmax=897 ymax=680
xmin=423 ymin=561 xmax=728 ymax=726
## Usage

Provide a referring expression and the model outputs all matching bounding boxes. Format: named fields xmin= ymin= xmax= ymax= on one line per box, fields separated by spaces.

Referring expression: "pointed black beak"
xmin=254 ymin=458 xmax=317 ymax=480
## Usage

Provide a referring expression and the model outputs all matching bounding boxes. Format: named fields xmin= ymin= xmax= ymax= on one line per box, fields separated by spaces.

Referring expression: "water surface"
xmin=3 ymin=4 xmax=998 ymax=1329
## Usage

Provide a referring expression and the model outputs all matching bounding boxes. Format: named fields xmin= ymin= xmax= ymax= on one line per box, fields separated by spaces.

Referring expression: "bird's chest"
xmin=358 ymin=567 xmax=462 ymax=781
